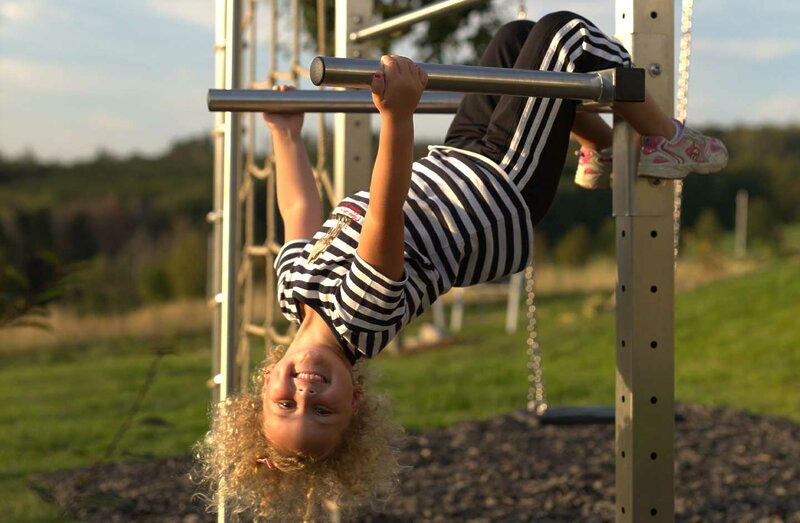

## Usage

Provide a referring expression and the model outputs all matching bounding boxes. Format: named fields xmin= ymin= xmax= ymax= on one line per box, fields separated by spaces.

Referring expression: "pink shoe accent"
xmin=638 ymin=120 xmax=728 ymax=179
xmin=641 ymin=137 xmax=660 ymax=154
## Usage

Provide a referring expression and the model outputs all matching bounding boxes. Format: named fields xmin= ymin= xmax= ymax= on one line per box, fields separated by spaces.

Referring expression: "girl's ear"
xmin=261 ymin=364 xmax=275 ymax=396
xmin=352 ymin=385 xmax=364 ymax=415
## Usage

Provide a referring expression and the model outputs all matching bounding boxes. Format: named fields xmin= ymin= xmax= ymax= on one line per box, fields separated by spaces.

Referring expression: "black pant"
xmin=443 ymin=12 xmax=631 ymax=225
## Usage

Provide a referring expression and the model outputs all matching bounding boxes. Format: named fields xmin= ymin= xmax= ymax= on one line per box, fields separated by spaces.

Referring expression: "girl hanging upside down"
xmin=195 ymin=11 xmax=727 ymax=520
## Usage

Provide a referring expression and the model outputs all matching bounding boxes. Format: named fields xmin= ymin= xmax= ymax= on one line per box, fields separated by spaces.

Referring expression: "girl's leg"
xmin=617 ymin=94 xmax=677 ymax=140
xmin=468 ymin=12 xmax=632 ymax=224
xmin=572 ymin=112 xmax=614 ymax=190
xmin=443 ymin=20 xmax=535 ymax=150
xmin=572 ymin=112 xmax=612 ymax=151
xmin=447 ymin=12 xmax=725 ymax=206
xmin=445 ymin=20 xmax=621 ymax=165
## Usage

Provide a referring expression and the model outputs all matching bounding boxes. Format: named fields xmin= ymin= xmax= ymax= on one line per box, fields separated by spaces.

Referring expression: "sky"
xmin=1 ymin=0 xmax=799 ymax=163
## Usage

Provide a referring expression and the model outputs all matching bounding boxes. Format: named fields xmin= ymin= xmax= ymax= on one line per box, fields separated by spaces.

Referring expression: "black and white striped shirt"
xmin=275 ymin=146 xmax=533 ymax=362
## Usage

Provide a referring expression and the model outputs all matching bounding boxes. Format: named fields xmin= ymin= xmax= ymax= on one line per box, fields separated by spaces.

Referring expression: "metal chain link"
xmin=525 ymin=260 xmax=547 ymax=415
xmin=524 ymin=1 xmax=694 ymax=412
xmin=673 ymin=0 xmax=694 ymax=262
xmin=517 ymin=0 xmax=527 ymax=20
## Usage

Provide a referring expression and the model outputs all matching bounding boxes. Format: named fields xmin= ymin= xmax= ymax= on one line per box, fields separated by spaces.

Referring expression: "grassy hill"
xmin=3 ymin=127 xmax=798 ymax=318
xmin=375 ymin=258 xmax=800 ymax=428
xmin=0 ymin=138 xmax=213 ymax=216
xmin=1 ymin=259 xmax=799 ymax=521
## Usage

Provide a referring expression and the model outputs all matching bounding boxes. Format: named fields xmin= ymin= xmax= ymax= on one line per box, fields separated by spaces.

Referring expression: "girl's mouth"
xmin=294 ymin=371 xmax=327 ymax=383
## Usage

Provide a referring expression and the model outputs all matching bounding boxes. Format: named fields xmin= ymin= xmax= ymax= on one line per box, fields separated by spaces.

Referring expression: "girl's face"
xmin=261 ymin=341 xmax=360 ymax=460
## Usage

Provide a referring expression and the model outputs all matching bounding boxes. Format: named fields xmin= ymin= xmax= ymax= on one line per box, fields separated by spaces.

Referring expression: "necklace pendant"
xmin=307 ymin=214 xmax=351 ymax=264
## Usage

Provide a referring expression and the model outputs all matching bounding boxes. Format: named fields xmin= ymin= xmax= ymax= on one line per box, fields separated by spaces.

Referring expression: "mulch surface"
xmin=32 ymin=404 xmax=800 ymax=522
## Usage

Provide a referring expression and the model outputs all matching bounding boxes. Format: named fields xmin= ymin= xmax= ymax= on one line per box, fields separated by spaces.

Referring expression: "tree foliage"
xmin=298 ymin=0 xmax=505 ymax=64
xmin=0 ymin=251 xmax=70 ymax=329
xmin=1 ymin=125 xmax=799 ymax=316
xmin=554 ymin=224 xmax=591 ymax=266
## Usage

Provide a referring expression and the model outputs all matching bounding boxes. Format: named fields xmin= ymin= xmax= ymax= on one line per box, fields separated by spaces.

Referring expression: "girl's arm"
xmin=357 ymin=56 xmax=427 ymax=281
xmin=263 ymin=86 xmax=322 ymax=242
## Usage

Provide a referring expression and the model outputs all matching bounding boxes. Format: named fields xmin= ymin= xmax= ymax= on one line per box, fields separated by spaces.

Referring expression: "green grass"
xmin=377 ymin=259 xmax=800 ymax=428
xmin=1 ymin=260 xmax=799 ymax=521
xmin=374 ymin=291 xmax=616 ymax=429
xmin=0 ymin=335 xmax=213 ymax=522
xmin=675 ymin=260 xmax=800 ymax=417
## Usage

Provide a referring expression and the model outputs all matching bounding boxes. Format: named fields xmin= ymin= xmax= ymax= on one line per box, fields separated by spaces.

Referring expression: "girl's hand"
xmin=370 ymin=55 xmax=428 ymax=121
xmin=262 ymin=85 xmax=304 ymax=135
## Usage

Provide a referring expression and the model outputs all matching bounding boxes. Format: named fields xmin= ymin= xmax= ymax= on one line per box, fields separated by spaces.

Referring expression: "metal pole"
xmin=311 ymin=56 xmax=644 ymax=102
xmin=349 ymin=0 xmax=485 ymax=43
xmin=208 ymin=89 xmax=463 ymax=113
xmin=334 ymin=0 xmax=373 ymax=201
xmin=216 ymin=0 xmax=242 ymax=519
xmin=219 ymin=0 xmax=241 ymax=409
xmin=208 ymin=88 xmax=609 ymax=115
xmin=613 ymin=1 xmax=675 ymax=521
xmin=210 ymin=0 xmax=227 ymax=405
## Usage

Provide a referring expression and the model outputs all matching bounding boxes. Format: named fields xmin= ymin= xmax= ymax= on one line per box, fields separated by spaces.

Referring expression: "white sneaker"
xmin=638 ymin=120 xmax=728 ymax=179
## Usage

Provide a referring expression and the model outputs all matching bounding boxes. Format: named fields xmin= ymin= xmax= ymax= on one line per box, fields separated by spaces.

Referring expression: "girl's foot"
xmin=638 ymin=121 xmax=728 ymax=179
xmin=575 ymin=146 xmax=613 ymax=190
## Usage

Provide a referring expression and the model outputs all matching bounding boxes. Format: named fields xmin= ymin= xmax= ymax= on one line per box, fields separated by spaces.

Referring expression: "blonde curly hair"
xmin=194 ymin=346 xmax=404 ymax=520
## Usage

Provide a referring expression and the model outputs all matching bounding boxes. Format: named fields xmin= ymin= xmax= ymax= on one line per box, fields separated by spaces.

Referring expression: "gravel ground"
xmin=32 ymin=404 xmax=800 ymax=522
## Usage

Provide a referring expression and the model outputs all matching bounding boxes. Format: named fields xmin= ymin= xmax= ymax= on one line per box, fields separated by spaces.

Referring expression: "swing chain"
xmin=523 ymin=1 xmax=694 ymax=418
xmin=673 ymin=0 xmax=694 ymax=262
xmin=525 ymin=262 xmax=547 ymax=415
xmin=517 ymin=0 xmax=527 ymax=20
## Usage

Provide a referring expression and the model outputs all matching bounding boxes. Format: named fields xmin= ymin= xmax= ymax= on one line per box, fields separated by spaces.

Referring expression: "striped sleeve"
xmin=274 ymin=239 xmax=309 ymax=324
xmin=333 ymin=251 xmax=407 ymax=333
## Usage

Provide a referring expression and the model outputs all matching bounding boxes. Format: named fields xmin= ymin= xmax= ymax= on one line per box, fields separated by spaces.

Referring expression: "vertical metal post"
xmin=210 ymin=0 xmax=227 ymax=404
xmin=613 ymin=1 xmax=675 ymax=521
xmin=239 ymin=0 xmax=255 ymax=394
xmin=218 ymin=0 xmax=242 ymax=520
xmin=334 ymin=0 xmax=391 ymax=357
xmin=220 ymin=0 xmax=242 ymax=411
xmin=334 ymin=0 xmax=373 ymax=200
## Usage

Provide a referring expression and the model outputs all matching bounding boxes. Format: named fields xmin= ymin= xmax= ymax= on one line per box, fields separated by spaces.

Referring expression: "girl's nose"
xmin=297 ymin=385 xmax=317 ymax=395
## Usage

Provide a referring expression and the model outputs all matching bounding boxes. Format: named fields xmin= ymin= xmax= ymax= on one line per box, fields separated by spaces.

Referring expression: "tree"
xmin=299 ymin=0 xmax=506 ymax=64
xmin=166 ymin=229 xmax=208 ymax=299
xmin=0 ymin=251 xmax=69 ymax=329
xmin=62 ymin=212 xmax=98 ymax=263
xmin=138 ymin=259 xmax=173 ymax=304
xmin=554 ymin=224 xmax=591 ymax=266
xmin=593 ymin=217 xmax=616 ymax=258
xmin=688 ymin=208 xmax=723 ymax=267
xmin=748 ymin=198 xmax=782 ymax=254
xmin=0 ymin=210 xmax=73 ymax=328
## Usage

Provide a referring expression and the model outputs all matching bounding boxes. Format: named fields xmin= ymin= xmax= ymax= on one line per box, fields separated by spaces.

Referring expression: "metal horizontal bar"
xmin=208 ymin=89 xmax=463 ymax=113
xmin=577 ymin=101 xmax=614 ymax=113
xmin=350 ymin=0 xmax=486 ymax=43
xmin=310 ymin=56 xmax=645 ymax=103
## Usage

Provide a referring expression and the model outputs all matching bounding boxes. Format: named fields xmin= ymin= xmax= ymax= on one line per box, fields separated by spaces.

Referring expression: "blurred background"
xmin=1 ymin=1 xmax=798 ymax=521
